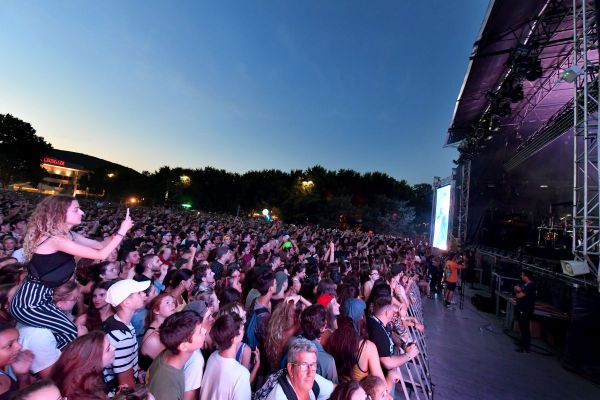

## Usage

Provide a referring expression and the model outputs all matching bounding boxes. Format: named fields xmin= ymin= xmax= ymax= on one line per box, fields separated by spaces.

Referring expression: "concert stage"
xmin=423 ymin=289 xmax=599 ymax=399
xmin=432 ymin=0 xmax=600 ymax=385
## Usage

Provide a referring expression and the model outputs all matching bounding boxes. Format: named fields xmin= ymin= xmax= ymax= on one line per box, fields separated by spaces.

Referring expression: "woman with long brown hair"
xmin=140 ymin=293 xmax=176 ymax=366
xmin=10 ymin=195 xmax=132 ymax=349
xmin=51 ymin=330 xmax=115 ymax=399
xmin=75 ymin=281 xmax=115 ymax=334
xmin=264 ymin=301 xmax=301 ymax=372
xmin=325 ymin=299 xmax=386 ymax=384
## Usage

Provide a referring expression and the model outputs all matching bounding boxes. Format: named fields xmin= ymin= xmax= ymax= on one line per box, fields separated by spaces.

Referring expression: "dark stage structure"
xmin=446 ymin=0 xmax=600 ymax=383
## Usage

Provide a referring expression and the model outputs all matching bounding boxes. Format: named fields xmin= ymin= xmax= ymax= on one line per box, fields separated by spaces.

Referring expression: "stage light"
xmin=487 ymin=91 xmax=511 ymax=119
xmin=525 ymin=59 xmax=543 ymax=81
xmin=489 ymin=115 xmax=501 ymax=131
xmin=540 ymin=184 xmax=548 ymax=188
xmin=510 ymin=44 xmax=543 ymax=81
xmin=500 ymin=77 xmax=524 ymax=102
xmin=262 ymin=209 xmax=269 ymax=216
xmin=561 ymin=65 xmax=583 ymax=83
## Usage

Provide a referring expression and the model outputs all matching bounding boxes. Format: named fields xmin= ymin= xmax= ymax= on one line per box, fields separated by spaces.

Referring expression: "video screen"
xmin=432 ymin=185 xmax=451 ymax=250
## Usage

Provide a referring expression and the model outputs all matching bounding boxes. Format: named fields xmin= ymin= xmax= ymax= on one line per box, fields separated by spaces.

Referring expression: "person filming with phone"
xmin=10 ymin=195 xmax=133 ymax=350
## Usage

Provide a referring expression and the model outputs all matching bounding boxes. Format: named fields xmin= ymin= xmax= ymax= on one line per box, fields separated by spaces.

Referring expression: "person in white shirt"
xmin=200 ymin=313 xmax=251 ymax=400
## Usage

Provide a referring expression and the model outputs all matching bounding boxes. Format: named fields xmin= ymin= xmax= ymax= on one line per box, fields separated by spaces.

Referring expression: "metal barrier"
xmin=392 ymin=280 xmax=433 ymax=399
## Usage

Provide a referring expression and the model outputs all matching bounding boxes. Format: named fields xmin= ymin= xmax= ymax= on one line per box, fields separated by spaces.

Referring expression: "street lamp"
xmin=301 ymin=180 xmax=315 ymax=192
xmin=180 ymin=175 xmax=191 ymax=185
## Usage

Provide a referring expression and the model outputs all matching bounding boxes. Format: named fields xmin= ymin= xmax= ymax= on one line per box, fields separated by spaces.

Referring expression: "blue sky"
xmin=0 ymin=1 xmax=489 ymax=184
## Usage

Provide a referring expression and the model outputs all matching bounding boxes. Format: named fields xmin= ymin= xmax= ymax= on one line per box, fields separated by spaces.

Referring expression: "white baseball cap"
xmin=105 ymin=279 xmax=151 ymax=307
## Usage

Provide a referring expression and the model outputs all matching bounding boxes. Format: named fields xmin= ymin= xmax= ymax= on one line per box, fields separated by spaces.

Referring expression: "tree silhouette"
xmin=0 ymin=114 xmax=52 ymax=187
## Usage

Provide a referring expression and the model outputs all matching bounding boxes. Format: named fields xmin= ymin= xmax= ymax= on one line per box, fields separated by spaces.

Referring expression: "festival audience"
xmin=0 ymin=191 xmax=434 ymax=399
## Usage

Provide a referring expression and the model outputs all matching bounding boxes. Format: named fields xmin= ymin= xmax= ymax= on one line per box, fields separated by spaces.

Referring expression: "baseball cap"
xmin=316 ymin=293 xmax=335 ymax=308
xmin=216 ymin=246 xmax=230 ymax=258
xmin=184 ymin=300 xmax=209 ymax=319
xmin=105 ymin=279 xmax=150 ymax=307
xmin=275 ymin=271 xmax=288 ymax=294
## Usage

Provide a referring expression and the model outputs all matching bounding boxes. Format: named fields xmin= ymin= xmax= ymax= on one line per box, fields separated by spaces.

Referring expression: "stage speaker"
xmin=560 ymin=260 xmax=591 ymax=276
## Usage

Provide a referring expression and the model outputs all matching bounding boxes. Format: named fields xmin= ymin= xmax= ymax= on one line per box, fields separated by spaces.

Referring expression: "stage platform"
xmin=423 ymin=288 xmax=599 ymax=400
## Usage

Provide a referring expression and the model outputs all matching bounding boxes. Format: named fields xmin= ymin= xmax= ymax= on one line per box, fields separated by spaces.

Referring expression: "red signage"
xmin=43 ymin=157 xmax=65 ymax=167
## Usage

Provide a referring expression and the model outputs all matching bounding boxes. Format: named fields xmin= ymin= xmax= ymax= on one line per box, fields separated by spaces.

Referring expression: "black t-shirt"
xmin=516 ymin=281 xmax=536 ymax=315
xmin=367 ymin=316 xmax=394 ymax=372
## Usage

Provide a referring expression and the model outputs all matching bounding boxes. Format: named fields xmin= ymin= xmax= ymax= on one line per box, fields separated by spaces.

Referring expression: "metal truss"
xmin=504 ymin=1 xmax=573 ymax=130
xmin=457 ymin=160 xmax=471 ymax=245
xmin=572 ymin=0 xmax=600 ymax=283
xmin=476 ymin=0 xmax=571 ymax=128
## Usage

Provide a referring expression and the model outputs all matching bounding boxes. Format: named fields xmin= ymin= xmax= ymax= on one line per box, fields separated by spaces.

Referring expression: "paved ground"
xmin=420 ymin=288 xmax=599 ymax=400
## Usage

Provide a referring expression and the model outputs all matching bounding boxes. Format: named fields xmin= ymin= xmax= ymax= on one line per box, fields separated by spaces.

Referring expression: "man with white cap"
xmin=102 ymin=279 xmax=150 ymax=391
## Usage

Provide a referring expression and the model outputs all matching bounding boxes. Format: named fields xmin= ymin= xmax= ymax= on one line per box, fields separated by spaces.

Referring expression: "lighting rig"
xmin=455 ymin=42 xmax=545 ymax=165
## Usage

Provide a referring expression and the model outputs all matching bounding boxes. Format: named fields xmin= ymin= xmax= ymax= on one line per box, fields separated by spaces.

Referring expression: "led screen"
xmin=432 ymin=185 xmax=451 ymax=250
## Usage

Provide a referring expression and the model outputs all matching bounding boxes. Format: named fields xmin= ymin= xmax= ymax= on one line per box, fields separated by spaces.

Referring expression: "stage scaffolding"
xmin=457 ymin=160 xmax=471 ymax=245
xmin=572 ymin=0 xmax=600 ymax=285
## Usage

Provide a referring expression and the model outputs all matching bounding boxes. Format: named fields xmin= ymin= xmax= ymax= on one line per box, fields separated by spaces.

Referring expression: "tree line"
xmin=1 ymin=113 xmax=432 ymax=235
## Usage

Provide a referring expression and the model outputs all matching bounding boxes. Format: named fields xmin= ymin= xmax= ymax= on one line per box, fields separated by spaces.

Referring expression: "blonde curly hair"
xmin=23 ymin=195 xmax=74 ymax=261
xmin=264 ymin=301 xmax=301 ymax=371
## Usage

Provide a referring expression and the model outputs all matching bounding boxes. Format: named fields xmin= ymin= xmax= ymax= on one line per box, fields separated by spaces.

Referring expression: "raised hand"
xmin=118 ymin=208 xmax=134 ymax=235
xmin=12 ymin=350 xmax=34 ymax=375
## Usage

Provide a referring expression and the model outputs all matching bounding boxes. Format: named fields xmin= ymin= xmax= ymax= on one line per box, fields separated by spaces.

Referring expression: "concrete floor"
xmin=421 ymin=288 xmax=600 ymax=400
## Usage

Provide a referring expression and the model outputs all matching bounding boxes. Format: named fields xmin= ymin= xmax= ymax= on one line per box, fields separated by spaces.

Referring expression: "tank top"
xmin=139 ymin=327 xmax=157 ymax=371
xmin=350 ymin=340 xmax=369 ymax=382
xmin=28 ymin=251 xmax=76 ymax=288
xmin=236 ymin=342 xmax=247 ymax=363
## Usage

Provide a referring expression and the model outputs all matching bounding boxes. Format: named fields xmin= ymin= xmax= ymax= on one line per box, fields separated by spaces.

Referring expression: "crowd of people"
xmin=0 ymin=190 xmax=441 ymax=400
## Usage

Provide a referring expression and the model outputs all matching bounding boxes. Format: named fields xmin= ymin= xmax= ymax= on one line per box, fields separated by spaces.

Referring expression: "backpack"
xmin=253 ymin=369 xmax=320 ymax=400
xmin=244 ymin=300 xmax=268 ymax=350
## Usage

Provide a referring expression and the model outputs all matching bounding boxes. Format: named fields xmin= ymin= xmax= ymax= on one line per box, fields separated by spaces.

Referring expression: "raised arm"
xmin=50 ymin=209 xmax=133 ymax=261
xmin=71 ymin=231 xmax=106 ymax=250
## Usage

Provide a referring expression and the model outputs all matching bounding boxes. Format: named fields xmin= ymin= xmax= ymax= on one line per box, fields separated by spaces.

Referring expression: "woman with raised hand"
xmin=10 ymin=195 xmax=133 ymax=349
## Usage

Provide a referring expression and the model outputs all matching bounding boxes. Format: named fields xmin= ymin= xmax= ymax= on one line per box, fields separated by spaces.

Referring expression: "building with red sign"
xmin=12 ymin=150 xmax=90 ymax=196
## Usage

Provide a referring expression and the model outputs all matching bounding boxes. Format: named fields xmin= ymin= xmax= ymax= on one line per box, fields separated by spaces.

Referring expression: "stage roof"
xmin=446 ymin=0 xmax=577 ymax=145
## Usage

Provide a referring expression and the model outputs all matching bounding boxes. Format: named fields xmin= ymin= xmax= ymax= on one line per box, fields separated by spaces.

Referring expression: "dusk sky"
xmin=1 ymin=1 xmax=489 ymax=185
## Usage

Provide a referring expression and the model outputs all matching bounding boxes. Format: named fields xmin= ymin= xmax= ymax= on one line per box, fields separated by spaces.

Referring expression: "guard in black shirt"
xmin=514 ymin=270 xmax=536 ymax=353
